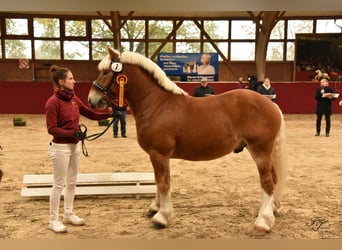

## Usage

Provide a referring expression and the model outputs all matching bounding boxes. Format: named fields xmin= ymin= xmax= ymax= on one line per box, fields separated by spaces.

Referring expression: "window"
xmin=5 ymin=39 xmax=31 ymax=59
xmin=33 ymin=18 xmax=61 ymax=59
xmin=92 ymin=41 xmax=115 ymax=60
xmin=270 ymin=20 xmax=285 ymax=39
xmin=213 ymin=42 xmax=228 ymax=60
xmin=65 ymin=20 xmax=86 ymax=37
xmin=204 ymin=20 xmax=229 ymax=39
xmin=316 ymin=19 xmax=342 ymax=33
xmin=6 ymin=18 xmax=28 ymax=35
xmin=286 ymin=42 xmax=295 ymax=61
xmin=266 ymin=42 xmax=284 ymax=61
xmin=148 ymin=42 xmax=173 ymax=58
xmin=0 ymin=14 xmax=341 ymax=63
xmin=231 ymin=20 xmax=255 ymax=39
xmin=176 ymin=42 xmax=200 ymax=53
xmin=176 ymin=20 xmax=201 ymax=39
xmin=230 ymin=20 xmax=255 ymax=60
xmin=231 ymin=42 xmax=255 ymax=61
xmin=34 ymin=18 xmax=60 ymax=38
xmin=148 ymin=20 xmax=173 ymax=39
xmin=35 ymin=40 xmax=61 ymax=59
xmin=121 ymin=41 xmax=145 ymax=54
xmin=287 ymin=20 xmax=313 ymax=39
xmin=63 ymin=41 xmax=89 ymax=60
xmin=121 ymin=20 xmax=145 ymax=39
xmin=92 ymin=19 xmax=113 ymax=38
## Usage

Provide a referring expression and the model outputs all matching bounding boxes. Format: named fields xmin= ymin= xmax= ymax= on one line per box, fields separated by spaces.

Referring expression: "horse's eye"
xmin=103 ymin=71 xmax=110 ymax=75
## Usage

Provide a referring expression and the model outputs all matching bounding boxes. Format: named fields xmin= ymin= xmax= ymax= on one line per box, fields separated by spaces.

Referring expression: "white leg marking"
xmin=254 ymin=190 xmax=275 ymax=232
xmin=149 ymin=189 xmax=160 ymax=212
xmin=152 ymin=190 xmax=174 ymax=227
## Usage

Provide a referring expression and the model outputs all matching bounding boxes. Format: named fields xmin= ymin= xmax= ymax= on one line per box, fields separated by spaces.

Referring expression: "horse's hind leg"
xmin=234 ymin=141 xmax=246 ymax=153
xmin=248 ymin=147 xmax=277 ymax=234
xmin=254 ymin=189 xmax=276 ymax=234
xmin=147 ymin=153 xmax=174 ymax=229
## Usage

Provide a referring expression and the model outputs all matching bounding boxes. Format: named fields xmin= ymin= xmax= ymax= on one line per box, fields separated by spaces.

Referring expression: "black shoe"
xmin=315 ymin=133 xmax=320 ymax=136
xmin=113 ymin=135 xmax=118 ymax=138
xmin=122 ymin=135 xmax=127 ymax=138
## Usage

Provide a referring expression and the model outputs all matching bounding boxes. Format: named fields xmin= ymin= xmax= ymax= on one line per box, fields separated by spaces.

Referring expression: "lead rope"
xmin=78 ymin=117 xmax=117 ymax=157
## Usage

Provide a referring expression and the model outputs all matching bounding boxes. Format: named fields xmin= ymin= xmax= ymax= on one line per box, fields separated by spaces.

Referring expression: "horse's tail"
xmin=272 ymin=107 xmax=288 ymax=209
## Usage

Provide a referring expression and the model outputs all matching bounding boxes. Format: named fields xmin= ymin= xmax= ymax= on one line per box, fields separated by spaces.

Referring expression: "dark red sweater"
xmin=45 ymin=89 xmax=111 ymax=144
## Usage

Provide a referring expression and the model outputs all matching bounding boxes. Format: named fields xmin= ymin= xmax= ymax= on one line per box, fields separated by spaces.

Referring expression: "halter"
xmin=79 ymin=60 xmax=126 ymax=157
xmin=92 ymin=73 xmax=117 ymax=102
xmin=92 ymin=60 xmax=124 ymax=102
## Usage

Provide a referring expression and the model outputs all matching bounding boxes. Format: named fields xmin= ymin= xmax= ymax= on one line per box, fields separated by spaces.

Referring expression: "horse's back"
xmin=219 ymin=88 xmax=280 ymax=113
xmin=187 ymin=89 xmax=281 ymax=127
xmin=216 ymin=89 xmax=282 ymax=135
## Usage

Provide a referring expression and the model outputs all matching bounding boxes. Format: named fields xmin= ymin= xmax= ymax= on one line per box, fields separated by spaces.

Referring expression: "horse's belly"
xmin=171 ymin=143 xmax=235 ymax=161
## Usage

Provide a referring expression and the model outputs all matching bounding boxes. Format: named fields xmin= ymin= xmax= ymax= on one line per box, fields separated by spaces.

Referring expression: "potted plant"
xmin=98 ymin=117 xmax=112 ymax=126
xmin=13 ymin=115 xmax=26 ymax=126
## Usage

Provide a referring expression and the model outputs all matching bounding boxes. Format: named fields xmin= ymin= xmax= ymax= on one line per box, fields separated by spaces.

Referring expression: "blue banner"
xmin=158 ymin=53 xmax=218 ymax=81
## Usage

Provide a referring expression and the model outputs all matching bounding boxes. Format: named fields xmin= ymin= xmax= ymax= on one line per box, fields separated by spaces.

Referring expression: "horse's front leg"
xmin=147 ymin=152 xmax=173 ymax=229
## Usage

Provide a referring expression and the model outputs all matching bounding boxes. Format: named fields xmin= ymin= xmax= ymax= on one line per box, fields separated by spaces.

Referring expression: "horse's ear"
xmin=107 ymin=47 xmax=120 ymax=61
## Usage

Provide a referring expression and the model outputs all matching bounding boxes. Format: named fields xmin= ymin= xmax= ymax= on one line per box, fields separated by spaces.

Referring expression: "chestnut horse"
xmin=88 ymin=48 xmax=287 ymax=234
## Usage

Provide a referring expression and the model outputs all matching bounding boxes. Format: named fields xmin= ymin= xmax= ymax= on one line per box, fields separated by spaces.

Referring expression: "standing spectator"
xmin=113 ymin=97 xmax=128 ymax=138
xmin=237 ymin=77 xmax=245 ymax=88
xmin=257 ymin=77 xmax=277 ymax=102
xmin=45 ymin=65 xmax=112 ymax=233
xmin=193 ymin=77 xmax=215 ymax=97
xmin=315 ymin=78 xmax=336 ymax=137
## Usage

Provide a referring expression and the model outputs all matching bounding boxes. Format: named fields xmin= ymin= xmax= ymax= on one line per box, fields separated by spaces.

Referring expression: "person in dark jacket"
xmin=193 ymin=77 xmax=215 ymax=97
xmin=113 ymin=97 xmax=128 ymax=138
xmin=315 ymin=78 xmax=336 ymax=137
xmin=257 ymin=77 xmax=277 ymax=102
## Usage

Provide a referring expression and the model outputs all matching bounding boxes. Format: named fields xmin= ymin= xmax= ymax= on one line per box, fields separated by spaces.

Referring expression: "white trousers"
xmin=49 ymin=142 xmax=80 ymax=221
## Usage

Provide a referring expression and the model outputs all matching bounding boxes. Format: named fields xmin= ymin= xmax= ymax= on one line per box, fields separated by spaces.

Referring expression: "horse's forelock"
xmin=121 ymin=51 xmax=187 ymax=95
xmin=98 ymin=48 xmax=121 ymax=71
xmin=98 ymin=54 xmax=112 ymax=71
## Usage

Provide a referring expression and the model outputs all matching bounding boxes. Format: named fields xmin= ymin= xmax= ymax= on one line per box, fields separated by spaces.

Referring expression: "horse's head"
xmin=89 ymin=47 xmax=187 ymax=109
xmin=247 ymin=74 xmax=259 ymax=91
xmin=88 ymin=47 xmax=123 ymax=109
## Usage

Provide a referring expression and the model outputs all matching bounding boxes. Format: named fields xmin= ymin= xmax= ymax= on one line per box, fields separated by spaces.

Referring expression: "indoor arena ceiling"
xmin=1 ymin=0 xmax=341 ymax=18
xmin=5 ymin=11 xmax=342 ymax=18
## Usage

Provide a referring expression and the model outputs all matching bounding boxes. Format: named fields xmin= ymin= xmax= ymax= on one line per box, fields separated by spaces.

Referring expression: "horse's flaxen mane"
xmin=98 ymin=49 xmax=187 ymax=95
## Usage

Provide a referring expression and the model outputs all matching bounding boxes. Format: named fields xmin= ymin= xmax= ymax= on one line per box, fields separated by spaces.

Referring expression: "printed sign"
xmin=158 ymin=53 xmax=218 ymax=81
xmin=19 ymin=59 xmax=29 ymax=69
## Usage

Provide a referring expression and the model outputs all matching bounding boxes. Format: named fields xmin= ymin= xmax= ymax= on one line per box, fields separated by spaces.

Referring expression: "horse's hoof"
xmin=233 ymin=148 xmax=244 ymax=153
xmin=253 ymin=215 xmax=273 ymax=236
xmin=147 ymin=209 xmax=158 ymax=218
xmin=151 ymin=212 xmax=168 ymax=229
xmin=253 ymin=225 xmax=270 ymax=236
xmin=152 ymin=221 xmax=166 ymax=229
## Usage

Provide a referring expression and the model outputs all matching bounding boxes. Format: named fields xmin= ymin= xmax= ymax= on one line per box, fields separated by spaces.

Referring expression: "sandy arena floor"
xmin=0 ymin=113 xmax=341 ymax=239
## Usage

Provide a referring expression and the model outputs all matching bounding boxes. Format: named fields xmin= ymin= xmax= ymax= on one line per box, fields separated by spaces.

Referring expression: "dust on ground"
xmin=0 ymin=114 xmax=341 ymax=239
